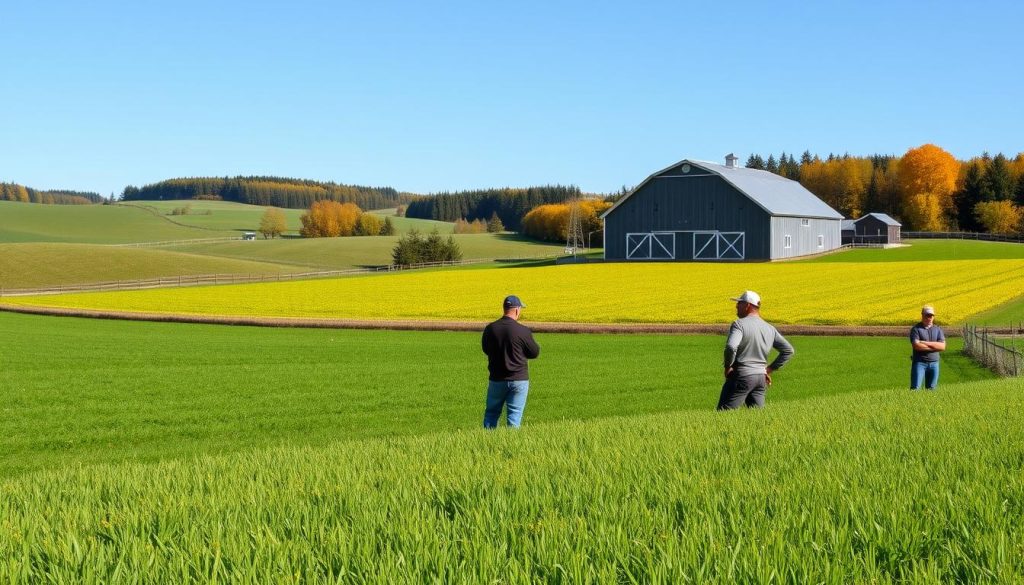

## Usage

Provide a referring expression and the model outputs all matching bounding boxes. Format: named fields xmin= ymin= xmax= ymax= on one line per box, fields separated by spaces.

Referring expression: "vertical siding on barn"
xmin=604 ymin=174 xmax=771 ymax=260
xmin=769 ymin=217 xmax=841 ymax=259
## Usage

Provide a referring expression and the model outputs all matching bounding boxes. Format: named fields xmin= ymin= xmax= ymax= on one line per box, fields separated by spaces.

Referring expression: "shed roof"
xmin=855 ymin=212 xmax=902 ymax=227
xmin=602 ymin=159 xmax=843 ymax=220
xmin=841 ymin=220 xmax=856 ymax=231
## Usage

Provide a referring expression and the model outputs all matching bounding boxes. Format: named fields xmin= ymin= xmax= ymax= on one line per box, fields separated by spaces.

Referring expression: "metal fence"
xmin=906 ymin=232 xmax=1024 ymax=243
xmin=0 ymin=256 xmax=556 ymax=297
xmin=962 ymin=324 xmax=1024 ymax=377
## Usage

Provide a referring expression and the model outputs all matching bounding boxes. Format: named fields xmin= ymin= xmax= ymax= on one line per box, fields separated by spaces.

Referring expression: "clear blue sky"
xmin=2 ymin=0 xmax=1022 ymax=197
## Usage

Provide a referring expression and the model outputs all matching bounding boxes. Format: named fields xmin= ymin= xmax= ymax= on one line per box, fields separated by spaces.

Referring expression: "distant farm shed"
xmin=601 ymin=155 xmax=843 ymax=261
xmin=844 ymin=213 xmax=902 ymax=245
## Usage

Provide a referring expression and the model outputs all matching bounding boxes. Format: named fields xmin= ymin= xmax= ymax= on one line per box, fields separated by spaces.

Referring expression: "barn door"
xmin=626 ymin=232 xmax=675 ymax=259
xmin=693 ymin=232 xmax=745 ymax=260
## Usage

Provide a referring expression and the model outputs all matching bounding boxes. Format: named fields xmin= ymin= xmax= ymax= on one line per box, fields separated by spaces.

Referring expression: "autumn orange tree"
xmin=896 ymin=144 xmax=960 ymax=230
xmin=299 ymin=201 xmax=363 ymax=237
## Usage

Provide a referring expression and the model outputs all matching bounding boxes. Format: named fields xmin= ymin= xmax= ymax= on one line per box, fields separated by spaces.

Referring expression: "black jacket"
xmin=482 ymin=316 xmax=540 ymax=381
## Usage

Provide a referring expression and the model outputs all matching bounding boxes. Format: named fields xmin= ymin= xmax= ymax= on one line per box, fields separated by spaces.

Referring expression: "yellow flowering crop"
xmin=4 ymin=260 xmax=1023 ymax=325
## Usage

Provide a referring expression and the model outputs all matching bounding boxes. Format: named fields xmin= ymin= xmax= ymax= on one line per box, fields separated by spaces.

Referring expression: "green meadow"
xmin=0 ymin=243 xmax=304 ymax=289
xmin=0 ymin=356 xmax=1020 ymax=581
xmin=810 ymin=238 xmax=1024 ymax=262
xmin=0 ymin=200 xmax=235 ymax=244
xmin=131 ymin=201 xmax=455 ymax=235
xmin=0 ymin=311 xmax=994 ymax=479
xmin=166 ymin=232 xmax=565 ymax=269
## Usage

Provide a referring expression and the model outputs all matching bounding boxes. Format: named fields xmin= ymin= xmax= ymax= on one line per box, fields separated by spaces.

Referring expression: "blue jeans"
xmin=910 ymin=360 xmax=940 ymax=390
xmin=484 ymin=380 xmax=529 ymax=428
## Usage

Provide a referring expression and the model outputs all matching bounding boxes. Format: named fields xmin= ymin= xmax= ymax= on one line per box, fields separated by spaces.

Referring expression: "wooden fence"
xmin=906 ymin=232 xmax=1024 ymax=243
xmin=962 ymin=324 xmax=1024 ymax=377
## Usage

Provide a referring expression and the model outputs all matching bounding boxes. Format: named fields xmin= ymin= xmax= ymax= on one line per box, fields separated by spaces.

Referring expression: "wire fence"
xmin=0 ymin=256 xmax=556 ymax=297
xmin=962 ymin=324 xmax=1024 ymax=377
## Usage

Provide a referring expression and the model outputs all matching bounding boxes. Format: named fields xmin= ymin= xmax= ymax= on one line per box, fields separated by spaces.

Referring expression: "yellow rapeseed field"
xmin=4 ymin=260 xmax=1023 ymax=325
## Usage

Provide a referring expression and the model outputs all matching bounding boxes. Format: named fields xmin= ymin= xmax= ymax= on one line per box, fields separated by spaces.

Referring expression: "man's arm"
xmin=767 ymin=332 xmax=795 ymax=373
xmin=723 ymin=322 xmax=742 ymax=377
xmin=481 ymin=326 xmax=492 ymax=355
xmin=522 ymin=330 xmax=540 ymax=359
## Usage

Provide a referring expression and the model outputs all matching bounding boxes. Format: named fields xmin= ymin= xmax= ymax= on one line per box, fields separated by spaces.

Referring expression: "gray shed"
xmin=601 ymin=156 xmax=843 ymax=261
xmin=852 ymin=213 xmax=901 ymax=244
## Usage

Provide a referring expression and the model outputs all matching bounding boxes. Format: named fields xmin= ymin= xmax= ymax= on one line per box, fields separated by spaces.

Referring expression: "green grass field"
xmin=0 ymin=200 xmax=236 ymax=244
xmin=809 ymin=238 xmax=1024 ymax=262
xmin=131 ymin=201 xmax=455 ymax=235
xmin=166 ymin=232 xmax=565 ymax=269
xmin=0 ymin=359 xmax=1019 ymax=581
xmin=0 ymin=311 xmax=994 ymax=479
xmin=0 ymin=243 xmax=305 ymax=289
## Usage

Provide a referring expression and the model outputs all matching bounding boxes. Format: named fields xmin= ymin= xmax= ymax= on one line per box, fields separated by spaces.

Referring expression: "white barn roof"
xmin=602 ymin=158 xmax=843 ymax=220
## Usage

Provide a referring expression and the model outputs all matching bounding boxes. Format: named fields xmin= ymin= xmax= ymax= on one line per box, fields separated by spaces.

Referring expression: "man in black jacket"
xmin=482 ymin=295 xmax=540 ymax=428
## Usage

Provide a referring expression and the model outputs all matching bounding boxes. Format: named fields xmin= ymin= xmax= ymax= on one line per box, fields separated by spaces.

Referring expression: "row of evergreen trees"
xmin=0 ymin=183 xmax=103 ymax=205
xmin=121 ymin=177 xmax=409 ymax=211
xmin=391 ymin=229 xmax=462 ymax=265
xmin=404 ymin=185 xmax=582 ymax=231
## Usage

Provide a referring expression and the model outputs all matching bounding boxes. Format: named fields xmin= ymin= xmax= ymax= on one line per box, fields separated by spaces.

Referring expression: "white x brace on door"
xmin=692 ymin=231 xmax=745 ymax=260
xmin=625 ymin=232 xmax=675 ymax=259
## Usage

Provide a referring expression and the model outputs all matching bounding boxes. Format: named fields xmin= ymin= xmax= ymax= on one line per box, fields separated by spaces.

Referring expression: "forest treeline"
xmin=121 ymin=177 xmax=411 ymax=211
xmin=404 ymin=185 xmax=582 ymax=231
xmin=745 ymin=147 xmax=1024 ymax=231
xmin=0 ymin=183 xmax=103 ymax=205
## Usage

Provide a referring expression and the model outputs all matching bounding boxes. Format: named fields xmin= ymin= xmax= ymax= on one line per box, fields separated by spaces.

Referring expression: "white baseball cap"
xmin=731 ymin=290 xmax=761 ymax=307
xmin=922 ymin=305 xmax=936 ymax=316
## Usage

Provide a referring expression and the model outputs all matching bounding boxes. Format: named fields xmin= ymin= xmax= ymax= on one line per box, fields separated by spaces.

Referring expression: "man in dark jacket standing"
xmin=482 ymin=295 xmax=540 ymax=428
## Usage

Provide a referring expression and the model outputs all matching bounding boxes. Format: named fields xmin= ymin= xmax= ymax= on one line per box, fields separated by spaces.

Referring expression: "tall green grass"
xmin=809 ymin=238 xmax=1024 ymax=262
xmin=0 ymin=312 xmax=994 ymax=478
xmin=1 ymin=379 xmax=1021 ymax=583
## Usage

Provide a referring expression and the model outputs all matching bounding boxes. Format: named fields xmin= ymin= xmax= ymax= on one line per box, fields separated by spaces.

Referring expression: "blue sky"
xmin=2 ymin=0 xmax=1022 ymax=197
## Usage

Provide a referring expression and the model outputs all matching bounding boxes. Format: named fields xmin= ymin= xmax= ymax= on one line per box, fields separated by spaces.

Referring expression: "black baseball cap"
xmin=503 ymin=295 xmax=526 ymax=309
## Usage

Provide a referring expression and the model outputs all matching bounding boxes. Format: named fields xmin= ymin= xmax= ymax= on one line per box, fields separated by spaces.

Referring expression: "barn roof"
xmin=841 ymin=220 xmax=856 ymax=231
xmin=855 ymin=212 xmax=902 ymax=226
xmin=601 ymin=158 xmax=843 ymax=220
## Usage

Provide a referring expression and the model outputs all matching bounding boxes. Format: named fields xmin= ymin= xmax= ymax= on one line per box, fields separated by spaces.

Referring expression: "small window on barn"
xmin=817 ymin=235 xmax=824 ymax=248
xmin=784 ymin=235 xmax=792 ymax=249
xmin=801 ymin=218 xmax=810 ymax=227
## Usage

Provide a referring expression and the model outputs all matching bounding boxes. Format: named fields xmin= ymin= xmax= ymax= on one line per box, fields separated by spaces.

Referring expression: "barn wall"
xmin=604 ymin=174 xmax=771 ymax=260
xmin=769 ymin=217 xmax=841 ymax=259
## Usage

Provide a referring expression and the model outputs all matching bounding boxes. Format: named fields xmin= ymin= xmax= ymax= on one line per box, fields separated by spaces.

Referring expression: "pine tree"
xmin=957 ymin=162 xmax=985 ymax=231
xmin=985 ymin=153 xmax=1015 ymax=201
xmin=745 ymin=154 xmax=765 ymax=170
xmin=487 ymin=212 xmax=504 ymax=233
xmin=765 ymin=155 xmax=778 ymax=174
xmin=379 ymin=216 xmax=396 ymax=236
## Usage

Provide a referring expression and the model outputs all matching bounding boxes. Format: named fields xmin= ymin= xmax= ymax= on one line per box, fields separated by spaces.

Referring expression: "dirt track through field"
xmin=0 ymin=303 xmax=962 ymax=336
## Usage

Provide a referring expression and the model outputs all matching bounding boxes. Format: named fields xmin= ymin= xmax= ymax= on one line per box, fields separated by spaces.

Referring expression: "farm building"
xmin=843 ymin=213 xmax=902 ymax=245
xmin=601 ymin=155 xmax=843 ymax=261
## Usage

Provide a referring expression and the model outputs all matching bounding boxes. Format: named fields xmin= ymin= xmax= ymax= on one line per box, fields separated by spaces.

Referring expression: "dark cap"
xmin=503 ymin=295 xmax=526 ymax=309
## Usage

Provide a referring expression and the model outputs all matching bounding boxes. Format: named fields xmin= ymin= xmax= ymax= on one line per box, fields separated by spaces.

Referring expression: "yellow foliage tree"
xmin=897 ymin=144 xmax=960 ymax=229
xmin=259 ymin=207 xmax=288 ymax=239
xmin=300 ymin=201 xmax=363 ymax=237
xmin=521 ymin=199 xmax=611 ymax=244
xmin=974 ymin=201 xmax=1022 ymax=234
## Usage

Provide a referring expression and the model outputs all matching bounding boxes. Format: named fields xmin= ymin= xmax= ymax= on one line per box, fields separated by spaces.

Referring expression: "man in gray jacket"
xmin=718 ymin=290 xmax=795 ymax=410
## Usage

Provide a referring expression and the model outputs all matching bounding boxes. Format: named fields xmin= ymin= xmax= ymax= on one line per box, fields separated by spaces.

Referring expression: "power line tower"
xmin=565 ymin=197 xmax=585 ymax=258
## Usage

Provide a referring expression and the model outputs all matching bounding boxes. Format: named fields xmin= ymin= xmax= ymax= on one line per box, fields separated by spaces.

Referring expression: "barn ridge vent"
xmin=725 ymin=153 xmax=738 ymax=168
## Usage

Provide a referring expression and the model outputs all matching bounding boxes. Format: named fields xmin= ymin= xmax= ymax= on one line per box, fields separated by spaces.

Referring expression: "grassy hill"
xmin=132 ymin=201 xmax=455 ymax=235
xmin=0 ymin=243 xmax=304 ymax=289
xmin=0 ymin=309 xmax=1016 ymax=582
xmin=166 ymin=233 xmax=564 ymax=269
xmin=0 ymin=200 xmax=237 ymax=244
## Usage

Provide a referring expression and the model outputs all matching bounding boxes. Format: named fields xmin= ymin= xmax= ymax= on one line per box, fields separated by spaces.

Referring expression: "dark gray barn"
xmin=601 ymin=156 xmax=843 ymax=261
xmin=851 ymin=213 xmax=901 ymax=244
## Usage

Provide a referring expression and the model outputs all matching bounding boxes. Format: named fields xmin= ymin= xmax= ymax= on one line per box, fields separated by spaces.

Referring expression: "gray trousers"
xmin=717 ymin=373 xmax=767 ymax=410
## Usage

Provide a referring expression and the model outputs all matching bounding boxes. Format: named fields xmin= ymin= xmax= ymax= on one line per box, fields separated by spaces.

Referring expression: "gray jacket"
xmin=724 ymin=315 xmax=795 ymax=377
